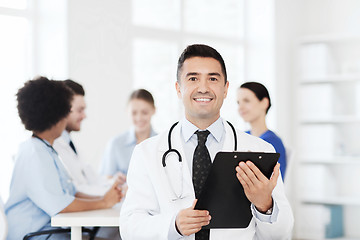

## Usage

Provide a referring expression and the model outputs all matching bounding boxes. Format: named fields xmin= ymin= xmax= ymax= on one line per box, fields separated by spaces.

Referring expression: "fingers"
xmin=112 ymin=178 xmax=126 ymax=192
xmin=181 ymin=213 xmax=211 ymax=224
xmin=236 ymin=168 xmax=250 ymax=191
xmin=235 ymin=160 xmax=279 ymax=210
xmin=176 ymin=213 xmax=210 ymax=236
xmin=246 ymin=161 xmax=268 ymax=182
xmin=112 ymin=179 xmax=121 ymax=188
xmin=183 ymin=206 xmax=210 ymax=221
xmin=270 ymin=163 xmax=280 ymax=186
xmin=106 ymin=181 xmax=124 ymax=203
xmin=236 ymin=161 xmax=271 ymax=183
xmin=176 ymin=204 xmax=211 ymax=236
xmin=117 ymin=172 xmax=127 ymax=182
xmin=191 ymin=199 xmax=197 ymax=209
xmin=236 ymin=161 xmax=257 ymax=188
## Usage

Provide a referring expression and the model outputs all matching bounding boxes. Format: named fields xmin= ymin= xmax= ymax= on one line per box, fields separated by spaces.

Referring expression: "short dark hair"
xmin=177 ymin=44 xmax=227 ymax=84
xmin=240 ymin=82 xmax=272 ymax=114
xmin=64 ymin=79 xmax=85 ymax=96
xmin=17 ymin=76 xmax=73 ymax=132
xmin=129 ymin=89 xmax=155 ymax=108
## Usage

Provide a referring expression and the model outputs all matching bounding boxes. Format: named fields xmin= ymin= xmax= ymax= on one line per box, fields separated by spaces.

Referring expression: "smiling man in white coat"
xmin=120 ymin=44 xmax=294 ymax=240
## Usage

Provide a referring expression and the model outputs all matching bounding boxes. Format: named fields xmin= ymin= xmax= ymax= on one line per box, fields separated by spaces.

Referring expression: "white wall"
xmin=273 ymin=0 xmax=360 ymax=238
xmin=67 ymin=0 xmax=133 ymax=169
xmin=274 ymin=1 xmax=303 ymax=238
xmin=67 ymin=0 xmax=277 ymax=170
xmin=274 ymin=0 xmax=360 ymax=148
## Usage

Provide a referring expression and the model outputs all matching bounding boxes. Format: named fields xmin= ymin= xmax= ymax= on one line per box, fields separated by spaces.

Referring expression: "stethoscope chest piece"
xmin=163 ymin=150 xmax=184 ymax=200
xmin=162 ymin=149 xmax=182 ymax=167
xmin=162 ymin=121 xmax=182 ymax=167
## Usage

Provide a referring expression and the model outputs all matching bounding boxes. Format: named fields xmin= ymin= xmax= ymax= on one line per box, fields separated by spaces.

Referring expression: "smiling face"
xmin=66 ymin=95 xmax=86 ymax=132
xmin=176 ymin=57 xmax=229 ymax=127
xmin=129 ymin=99 xmax=155 ymax=134
xmin=237 ymin=88 xmax=268 ymax=123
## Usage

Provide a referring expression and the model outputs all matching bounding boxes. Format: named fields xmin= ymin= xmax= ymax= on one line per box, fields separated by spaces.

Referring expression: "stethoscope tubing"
xmin=161 ymin=120 xmax=237 ymax=200
xmin=162 ymin=122 xmax=182 ymax=167
xmin=162 ymin=120 xmax=238 ymax=167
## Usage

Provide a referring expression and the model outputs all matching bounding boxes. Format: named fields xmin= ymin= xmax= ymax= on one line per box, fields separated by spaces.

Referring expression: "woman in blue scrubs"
xmin=5 ymin=77 xmax=123 ymax=240
xmin=237 ymin=82 xmax=287 ymax=179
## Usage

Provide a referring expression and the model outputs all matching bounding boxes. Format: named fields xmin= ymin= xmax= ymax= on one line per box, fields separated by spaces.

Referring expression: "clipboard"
xmin=194 ymin=151 xmax=280 ymax=229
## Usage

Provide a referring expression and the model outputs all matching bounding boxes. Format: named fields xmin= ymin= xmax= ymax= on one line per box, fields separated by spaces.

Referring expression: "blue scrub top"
xmin=100 ymin=128 xmax=157 ymax=176
xmin=5 ymin=137 xmax=76 ymax=240
xmin=246 ymin=130 xmax=287 ymax=179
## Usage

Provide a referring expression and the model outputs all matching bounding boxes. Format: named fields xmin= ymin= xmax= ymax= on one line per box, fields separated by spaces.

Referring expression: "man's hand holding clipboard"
xmin=194 ymin=152 xmax=280 ymax=229
xmin=236 ymin=160 xmax=280 ymax=214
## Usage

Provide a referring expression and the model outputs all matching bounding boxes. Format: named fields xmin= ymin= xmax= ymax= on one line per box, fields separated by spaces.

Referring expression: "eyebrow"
xmin=185 ymin=72 xmax=200 ymax=77
xmin=185 ymin=72 xmax=221 ymax=77
xmin=208 ymin=72 xmax=221 ymax=77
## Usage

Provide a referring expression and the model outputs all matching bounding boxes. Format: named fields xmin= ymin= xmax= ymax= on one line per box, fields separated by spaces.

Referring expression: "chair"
xmin=23 ymin=227 xmax=99 ymax=240
xmin=1 ymin=196 xmax=99 ymax=240
xmin=0 ymin=196 xmax=8 ymax=240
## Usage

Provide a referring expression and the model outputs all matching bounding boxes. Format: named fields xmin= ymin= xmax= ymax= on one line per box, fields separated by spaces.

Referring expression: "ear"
xmin=175 ymin=81 xmax=182 ymax=99
xmin=260 ymin=98 xmax=269 ymax=111
xmin=223 ymin=81 xmax=230 ymax=99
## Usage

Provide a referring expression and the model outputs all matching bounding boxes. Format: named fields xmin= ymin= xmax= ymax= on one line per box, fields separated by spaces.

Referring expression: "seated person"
xmin=237 ymin=81 xmax=287 ymax=178
xmin=54 ymin=79 xmax=117 ymax=196
xmin=0 ymin=196 xmax=6 ymax=239
xmin=5 ymin=77 xmax=123 ymax=240
xmin=100 ymin=89 xmax=157 ymax=179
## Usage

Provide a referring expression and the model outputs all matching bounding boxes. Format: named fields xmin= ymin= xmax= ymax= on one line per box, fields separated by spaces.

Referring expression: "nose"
xmin=197 ymin=78 xmax=209 ymax=93
xmin=133 ymin=112 xmax=140 ymax=123
xmin=237 ymin=101 xmax=244 ymax=112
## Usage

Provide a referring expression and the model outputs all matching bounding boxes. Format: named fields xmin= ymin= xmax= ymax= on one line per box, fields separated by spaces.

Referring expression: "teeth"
xmin=195 ymin=98 xmax=211 ymax=102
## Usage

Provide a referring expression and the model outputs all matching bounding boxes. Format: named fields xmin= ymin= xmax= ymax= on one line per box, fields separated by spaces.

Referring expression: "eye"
xmin=209 ymin=77 xmax=218 ymax=81
xmin=189 ymin=77 xmax=197 ymax=81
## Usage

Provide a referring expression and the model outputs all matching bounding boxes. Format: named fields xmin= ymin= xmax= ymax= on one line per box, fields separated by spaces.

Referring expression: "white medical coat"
xmin=120 ymin=119 xmax=294 ymax=240
xmin=53 ymin=131 xmax=111 ymax=196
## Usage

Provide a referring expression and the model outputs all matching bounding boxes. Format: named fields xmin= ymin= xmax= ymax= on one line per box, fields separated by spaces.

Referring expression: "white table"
xmin=51 ymin=204 xmax=121 ymax=240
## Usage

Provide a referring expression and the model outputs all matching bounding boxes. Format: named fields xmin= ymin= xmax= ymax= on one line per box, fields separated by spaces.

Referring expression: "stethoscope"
xmin=161 ymin=121 xmax=238 ymax=200
xmin=32 ymin=134 xmax=74 ymax=186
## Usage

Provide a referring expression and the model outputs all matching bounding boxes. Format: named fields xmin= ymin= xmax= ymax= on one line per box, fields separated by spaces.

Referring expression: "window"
xmin=0 ymin=3 xmax=32 ymax=201
xmin=0 ymin=0 xmax=67 ymax=201
xmin=131 ymin=0 xmax=248 ymax=131
xmin=0 ymin=0 xmax=27 ymax=9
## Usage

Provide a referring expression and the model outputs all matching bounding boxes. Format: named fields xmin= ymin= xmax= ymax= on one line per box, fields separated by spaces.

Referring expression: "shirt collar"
xmin=61 ymin=130 xmax=72 ymax=144
xmin=126 ymin=128 xmax=137 ymax=145
xmin=181 ymin=117 xmax=224 ymax=143
xmin=126 ymin=126 xmax=156 ymax=145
